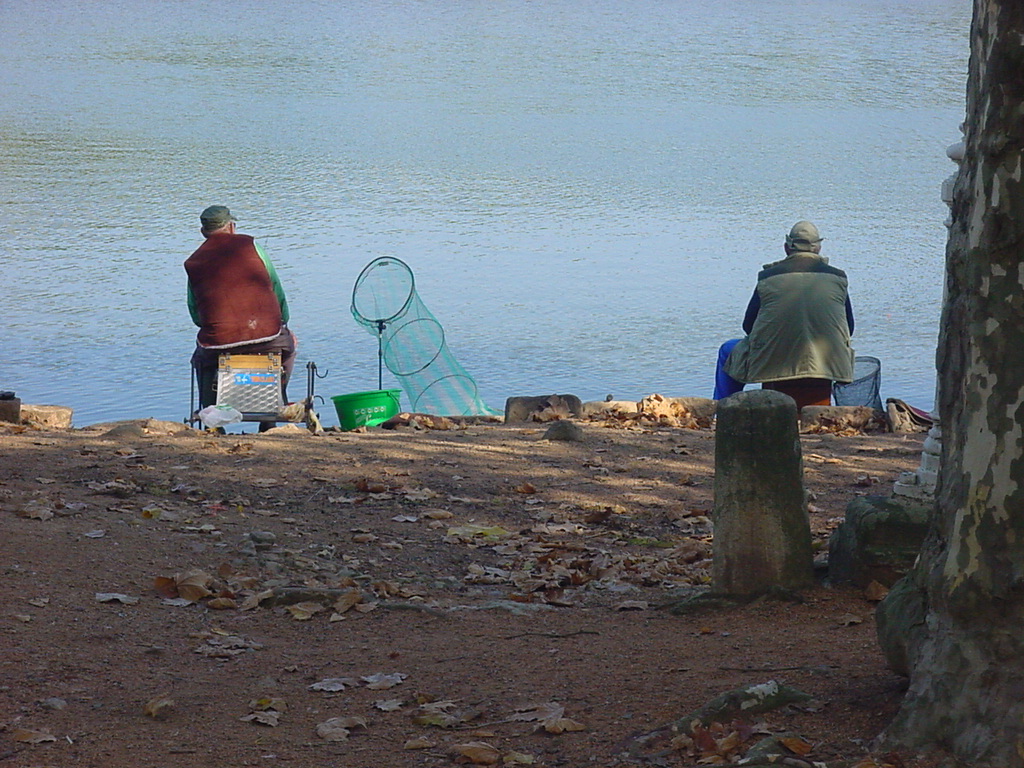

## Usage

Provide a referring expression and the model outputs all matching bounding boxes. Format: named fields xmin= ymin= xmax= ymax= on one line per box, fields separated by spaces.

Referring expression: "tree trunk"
xmin=880 ymin=1 xmax=1024 ymax=764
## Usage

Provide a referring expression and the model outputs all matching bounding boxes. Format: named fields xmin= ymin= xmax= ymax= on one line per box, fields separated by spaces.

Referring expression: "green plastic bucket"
xmin=331 ymin=389 xmax=402 ymax=430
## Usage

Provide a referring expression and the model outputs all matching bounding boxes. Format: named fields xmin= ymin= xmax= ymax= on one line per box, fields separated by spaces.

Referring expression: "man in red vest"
xmin=185 ymin=205 xmax=296 ymax=410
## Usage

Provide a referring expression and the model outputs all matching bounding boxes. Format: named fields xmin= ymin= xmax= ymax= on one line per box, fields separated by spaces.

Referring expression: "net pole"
xmin=376 ymin=321 xmax=386 ymax=391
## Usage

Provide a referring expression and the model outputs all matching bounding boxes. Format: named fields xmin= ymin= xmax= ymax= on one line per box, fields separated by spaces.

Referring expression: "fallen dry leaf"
xmin=446 ymin=523 xmax=512 ymax=542
xmin=411 ymin=699 xmax=483 ymax=728
xmin=514 ymin=700 xmax=570 ymax=728
xmin=371 ymin=580 xmax=405 ymax=598
xmin=450 ymin=741 xmax=501 ymax=765
xmin=285 ymin=601 xmax=325 ymax=620
xmin=510 ymin=702 xmax=585 ymax=733
xmin=240 ymin=710 xmax=281 ymax=726
xmin=403 ymin=487 xmax=438 ymax=501
xmin=153 ymin=576 xmax=179 ymax=599
xmin=362 ymin=671 xmax=407 ymax=690
xmin=315 ymin=715 xmax=367 ymax=741
xmin=143 ymin=695 xmax=175 ymax=719
xmin=780 ymin=735 xmax=814 ymax=756
xmin=17 ymin=501 xmax=54 ymax=520
xmin=249 ymin=696 xmax=287 ymax=711
xmin=11 ymin=727 xmax=58 ymax=743
xmin=239 ymin=589 xmax=275 ymax=611
xmin=542 ymin=716 xmax=586 ymax=734
xmin=332 ymin=589 xmax=364 ymax=613
xmin=175 ymin=570 xmax=214 ymax=602
xmin=355 ymin=478 xmax=388 ymax=493
xmin=95 ymin=592 xmax=139 ymax=605
xmin=309 ymin=677 xmax=360 ymax=692
xmin=864 ymin=580 xmax=890 ymax=602
xmin=240 ymin=696 xmax=285 ymax=726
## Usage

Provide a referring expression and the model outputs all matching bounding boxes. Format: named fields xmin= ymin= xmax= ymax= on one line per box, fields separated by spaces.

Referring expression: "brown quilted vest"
xmin=184 ymin=233 xmax=283 ymax=348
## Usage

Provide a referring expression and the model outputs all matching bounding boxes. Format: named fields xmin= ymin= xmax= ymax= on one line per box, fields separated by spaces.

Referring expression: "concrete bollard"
xmin=712 ymin=389 xmax=814 ymax=596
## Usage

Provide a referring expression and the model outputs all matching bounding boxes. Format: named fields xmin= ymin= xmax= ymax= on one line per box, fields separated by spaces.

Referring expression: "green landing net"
xmin=350 ymin=256 xmax=500 ymax=417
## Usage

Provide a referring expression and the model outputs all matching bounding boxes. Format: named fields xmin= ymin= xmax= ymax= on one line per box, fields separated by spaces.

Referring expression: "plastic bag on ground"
xmin=198 ymin=405 xmax=243 ymax=428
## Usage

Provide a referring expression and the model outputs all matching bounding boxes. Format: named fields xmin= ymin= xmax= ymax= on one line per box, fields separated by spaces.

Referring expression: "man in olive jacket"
xmin=715 ymin=221 xmax=855 ymax=405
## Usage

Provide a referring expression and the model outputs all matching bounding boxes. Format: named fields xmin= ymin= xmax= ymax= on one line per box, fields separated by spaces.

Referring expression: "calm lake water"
xmin=1 ymin=0 xmax=970 ymax=427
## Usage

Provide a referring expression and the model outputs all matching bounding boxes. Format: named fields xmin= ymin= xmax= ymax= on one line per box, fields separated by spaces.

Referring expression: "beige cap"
xmin=786 ymin=220 xmax=823 ymax=248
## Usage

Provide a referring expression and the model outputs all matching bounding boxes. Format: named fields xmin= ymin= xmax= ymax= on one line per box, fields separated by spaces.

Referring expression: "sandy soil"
xmin=0 ymin=414 xmax=941 ymax=768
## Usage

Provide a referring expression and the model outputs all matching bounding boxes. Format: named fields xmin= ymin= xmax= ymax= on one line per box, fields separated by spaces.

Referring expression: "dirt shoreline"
xmin=0 ymin=418 xmax=937 ymax=767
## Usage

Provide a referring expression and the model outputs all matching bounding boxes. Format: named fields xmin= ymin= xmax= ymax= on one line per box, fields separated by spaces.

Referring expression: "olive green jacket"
xmin=724 ymin=252 xmax=855 ymax=384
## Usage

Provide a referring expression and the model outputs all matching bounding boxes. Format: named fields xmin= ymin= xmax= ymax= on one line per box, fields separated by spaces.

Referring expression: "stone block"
xmin=828 ymin=495 xmax=930 ymax=588
xmin=582 ymin=396 xmax=716 ymax=427
xmin=923 ymin=434 xmax=942 ymax=455
xmin=0 ymin=395 xmax=21 ymax=424
xmin=920 ymin=453 xmax=941 ymax=473
xmin=581 ymin=400 xmax=638 ymax=418
xmin=893 ymin=476 xmax=934 ymax=500
xmin=799 ymin=405 xmax=887 ymax=433
xmin=664 ymin=397 xmax=717 ymax=423
xmin=20 ymin=404 xmax=73 ymax=430
xmin=504 ymin=394 xmax=582 ymax=423
xmin=542 ymin=420 xmax=584 ymax=442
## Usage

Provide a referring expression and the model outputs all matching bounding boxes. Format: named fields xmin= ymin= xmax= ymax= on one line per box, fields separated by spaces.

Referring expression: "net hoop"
xmin=382 ymin=317 xmax=446 ymax=376
xmin=351 ymin=256 xmax=416 ymax=325
xmin=410 ymin=373 xmax=480 ymax=415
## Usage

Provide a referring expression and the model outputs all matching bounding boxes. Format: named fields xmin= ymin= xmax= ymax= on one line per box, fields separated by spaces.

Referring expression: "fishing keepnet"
xmin=351 ymin=257 xmax=499 ymax=417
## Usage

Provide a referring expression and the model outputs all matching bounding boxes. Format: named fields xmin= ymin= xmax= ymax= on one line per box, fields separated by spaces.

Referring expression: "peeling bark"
xmin=880 ymin=0 xmax=1024 ymax=764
